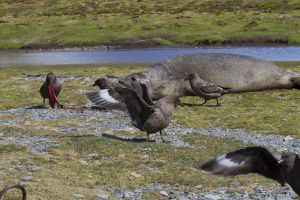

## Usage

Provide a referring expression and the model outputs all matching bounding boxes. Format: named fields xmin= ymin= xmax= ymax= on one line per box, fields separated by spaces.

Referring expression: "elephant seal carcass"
xmin=117 ymin=53 xmax=300 ymax=100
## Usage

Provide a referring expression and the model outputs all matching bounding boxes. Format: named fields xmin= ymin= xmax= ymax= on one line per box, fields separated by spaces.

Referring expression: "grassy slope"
xmin=0 ymin=0 xmax=300 ymax=49
xmin=0 ymin=63 xmax=299 ymax=199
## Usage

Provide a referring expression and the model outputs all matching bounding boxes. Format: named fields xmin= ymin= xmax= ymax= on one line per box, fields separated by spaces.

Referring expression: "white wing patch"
xmin=99 ymin=89 xmax=118 ymax=103
xmin=216 ymin=155 xmax=244 ymax=168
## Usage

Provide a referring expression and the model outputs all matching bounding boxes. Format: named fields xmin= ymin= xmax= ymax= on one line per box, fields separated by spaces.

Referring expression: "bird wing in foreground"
xmin=200 ymin=147 xmax=285 ymax=185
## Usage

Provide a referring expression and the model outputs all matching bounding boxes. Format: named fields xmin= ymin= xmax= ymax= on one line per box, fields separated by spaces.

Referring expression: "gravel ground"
xmin=0 ymin=107 xmax=298 ymax=199
xmin=95 ymin=183 xmax=296 ymax=200
xmin=1 ymin=107 xmax=300 ymax=153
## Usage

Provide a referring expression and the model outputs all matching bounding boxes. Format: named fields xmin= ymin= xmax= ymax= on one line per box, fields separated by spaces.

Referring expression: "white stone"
xmin=160 ymin=191 xmax=169 ymax=197
xmin=284 ymin=136 xmax=293 ymax=141
xmin=96 ymin=194 xmax=110 ymax=199
xmin=20 ymin=176 xmax=33 ymax=181
xmin=203 ymin=194 xmax=221 ymax=200
xmin=73 ymin=194 xmax=84 ymax=199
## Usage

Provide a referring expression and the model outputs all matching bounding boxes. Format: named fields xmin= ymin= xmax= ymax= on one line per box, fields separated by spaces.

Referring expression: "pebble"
xmin=203 ymin=194 xmax=222 ymax=200
xmin=122 ymin=191 xmax=136 ymax=198
xmin=275 ymin=194 xmax=293 ymax=200
xmin=139 ymin=164 xmax=155 ymax=172
xmin=284 ymin=136 xmax=294 ymax=141
xmin=20 ymin=176 xmax=33 ymax=181
xmin=96 ymin=193 xmax=110 ymax=199
xmin=19 ymin=181 xmax=27 ymax=186
xmin=28 ymin=166 xmax=42 ymax=172
xmin=195 ymin=184 xmax=203 ymax=190
xmin=130 ymin=172 xmax=142 ymax=178
xmin=160 ymin=190 xmax=169 ymax=197
xmin=73 ymin=194 xmax=84 ymax=199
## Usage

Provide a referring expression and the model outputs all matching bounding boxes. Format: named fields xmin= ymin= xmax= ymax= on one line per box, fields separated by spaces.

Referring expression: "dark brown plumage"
xmin=39 ymin=72 xmax=62 ymax=107
xmin=92 ymin=78 xmax=114 ymax=89
xmin=87 ymin=82 xmax=181 ymax=141
xmin=200 ymin=147 xmax=300 ymax=196
xmin=0 ymin=184 xmax=26 ymax=200
xmin=184 ymin=73 xmax=229 ymax=106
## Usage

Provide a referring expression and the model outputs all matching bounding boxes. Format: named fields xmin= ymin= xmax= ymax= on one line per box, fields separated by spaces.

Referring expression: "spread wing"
xmin=86 ymin=89 xmax=125 ymax=110
xmin=87 ymin=87 xmax=154 ymax=128
xmin=200 ymin=147 xmax=285 ymax=185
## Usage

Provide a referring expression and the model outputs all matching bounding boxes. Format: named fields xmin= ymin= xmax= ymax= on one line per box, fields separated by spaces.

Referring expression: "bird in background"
xmin=86 ymin=82 xmax=182 ymax=142
xmin=39 ymin=72 xmax=63 ymax=108
xmin=184 ymin=73 xmax=229 ymax=106
xmin=200 ymin=146 xmax=300 ymax=196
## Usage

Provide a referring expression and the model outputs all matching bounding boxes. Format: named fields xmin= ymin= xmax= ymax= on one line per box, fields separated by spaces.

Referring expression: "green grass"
xmin=1 ymin=0 xmax=300 ymax=49
xmin=0 ymin=62 xmax=299 ymax=199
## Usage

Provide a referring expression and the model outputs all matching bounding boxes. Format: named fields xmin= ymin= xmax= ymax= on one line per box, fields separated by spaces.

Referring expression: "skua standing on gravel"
xmin=184 ymin=73 xmax=229 ymax=106
xmin=39 ymin=72 xmax=63 ymax=108
xmin=87 ymin=82 xmax=182 ymax=141
xmin=200 ymin=146 xmax=300 ymax=196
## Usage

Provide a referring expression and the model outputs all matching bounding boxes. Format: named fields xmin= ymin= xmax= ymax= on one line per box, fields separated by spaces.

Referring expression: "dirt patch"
xmin=19 ymin=43 xmax=110 ymax=51
xmin=19 ymin=34 xmax=178 ymax=51
xmin=106 ymin=34 xmax=177 ymax=48
xmin=225 ymin=35 xmax=288 ymax=45
xmin=18 ymin=34 xmax=290 ymax=51
xmin=107 ymin=37 xmax=161 ymax=48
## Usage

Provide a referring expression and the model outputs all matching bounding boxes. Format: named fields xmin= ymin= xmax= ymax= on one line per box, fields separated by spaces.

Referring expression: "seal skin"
xmin=117 ymin=54 xmax=300 ymax=100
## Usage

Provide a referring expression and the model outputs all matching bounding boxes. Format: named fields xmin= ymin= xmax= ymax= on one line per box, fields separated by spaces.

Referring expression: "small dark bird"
xmin=184 ymin=73 xmax=229 ymax=106
xmin=39 ymin=72 xmax=63 ymax=108
xmin=0 ymin=184 xmax=26 ymax=200
xmin=200 ymin=147 xmax=300 ymax=196
xmin=92 ymin=78 xmax=114 ymax=89
xmin=87 ymin=82 xmax=182 ymax=141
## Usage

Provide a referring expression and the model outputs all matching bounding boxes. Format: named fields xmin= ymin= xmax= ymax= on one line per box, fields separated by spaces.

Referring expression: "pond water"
xmin=1 ymin=46 xmax=300 ymax=66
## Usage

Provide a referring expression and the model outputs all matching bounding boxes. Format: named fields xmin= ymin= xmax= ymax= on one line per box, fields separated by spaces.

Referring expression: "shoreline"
xmin=1 ymin=43 xmax=300 ymax=53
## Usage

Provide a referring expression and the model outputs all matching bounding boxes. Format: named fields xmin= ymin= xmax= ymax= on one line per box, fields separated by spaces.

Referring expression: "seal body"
xmin=118 ymin=54 xmax=299 ymax=100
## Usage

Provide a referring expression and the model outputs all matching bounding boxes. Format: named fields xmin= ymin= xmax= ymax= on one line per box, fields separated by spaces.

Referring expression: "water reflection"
xmin=1 ymin=46 xmax=300 ymax=66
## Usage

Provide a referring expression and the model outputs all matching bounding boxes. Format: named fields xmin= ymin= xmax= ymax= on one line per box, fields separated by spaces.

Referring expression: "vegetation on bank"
xmin=0 ymin=62 xmax=299 ymax=199
xmin=1 ymin=0 xmax=300 ymax=49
